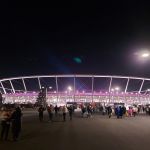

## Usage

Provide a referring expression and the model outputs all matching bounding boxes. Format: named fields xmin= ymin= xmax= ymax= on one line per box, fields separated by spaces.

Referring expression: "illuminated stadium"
xmin=0 ymin=75 xmax=150 ymax=105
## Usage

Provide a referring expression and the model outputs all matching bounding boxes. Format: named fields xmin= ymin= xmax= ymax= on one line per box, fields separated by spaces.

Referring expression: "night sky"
xmin=1 ymin=1 xmax=150 ymax=78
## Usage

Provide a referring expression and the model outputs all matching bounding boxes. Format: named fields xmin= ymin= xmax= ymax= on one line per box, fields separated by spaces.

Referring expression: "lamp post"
xmin=111 ymin=86 xmax=120 ymax=103
xmin=111 ymin=88 xmax=114 ymax=103
xmin=67 ymin=86 xmax=73 ymax=102
xmin=48 ymin=86 xmax=52 ymax=104
xmin=115 ymin=87 xmax=120 ymax=103
xmin=40 ymin=86 xmax=52 ymax=106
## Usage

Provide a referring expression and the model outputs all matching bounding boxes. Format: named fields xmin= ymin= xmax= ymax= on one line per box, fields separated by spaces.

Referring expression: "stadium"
xmin=0 ymin=75 xmax=150 ymax=106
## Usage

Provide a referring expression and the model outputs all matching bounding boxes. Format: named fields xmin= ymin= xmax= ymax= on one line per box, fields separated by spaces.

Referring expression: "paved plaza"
xmin=1 ymin=111 xmax=150 ymax=150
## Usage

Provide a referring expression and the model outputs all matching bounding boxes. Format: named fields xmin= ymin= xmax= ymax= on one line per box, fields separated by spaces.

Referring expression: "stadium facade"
xmin=0 ymin=75 xmax=150 ymax=106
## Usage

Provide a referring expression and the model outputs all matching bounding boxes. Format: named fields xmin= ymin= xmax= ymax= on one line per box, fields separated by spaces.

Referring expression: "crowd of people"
xmin=38 ymin=104 xmax=74 ymax=122
xmin=1 ymin=102 xmax=150 ymax=142
xmin=37 ymin=103 xmax=150 ymax=123
xmin=80 ymin=103 xmax=150 ymax=119
xmin=0 ymin=106 xmax=22 ymax=141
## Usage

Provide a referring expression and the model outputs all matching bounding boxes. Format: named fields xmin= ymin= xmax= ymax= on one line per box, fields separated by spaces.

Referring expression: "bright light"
xmin=49 ymin=86 xmax=52 ymax=89
xmin=111 ymin=88 xmax=114 ymax=92
xmin=115 ymin=87 xmax=120 ymax=91
xmin=67 ymin=86 xmax=72 ymax=91
xmin=135 ymin=50 xmax=150 ymax=59
xmin=134 ymin=50 xmax=150 ymax=65
xmin=141 ymin=53 xmax=150 ymax=58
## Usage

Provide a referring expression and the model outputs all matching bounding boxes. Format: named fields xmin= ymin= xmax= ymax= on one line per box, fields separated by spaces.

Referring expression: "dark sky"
xmin=1 ymin=1 xmax=150 ymax=78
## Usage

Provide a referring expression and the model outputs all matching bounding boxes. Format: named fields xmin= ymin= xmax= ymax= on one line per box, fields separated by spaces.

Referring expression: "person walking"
xmin=11 ymin=106 xmax=22 ymax=141
xmin=102 ymin=106 xmax=106 ymax=115
xmin=133 ymin=106 xmax=137 ymax=117
xmin=119 ymin=106 xmax=123 ymax=118
xmin=47 ymin=105 xmax=54 ymax=122
xmin=81 ymin=105 xmax=86 ymax=117
xmin=108 ymin=106 xmax=112 ymax=118
xmin=62 ymin=105 xmax=67 ymax=121
xmin=0 ymin=108 xmax=11 ymax=141
xmin=68 ymin=105 xmax=73 ymax=120
xmin=116 ymin=106 xmax=121 ymax=119
xmin=122 ymin=106 xmax=126 ymax=117
xmin=87 ymin=105 xmax=92 ymax=118
xmin=54 ymin=105 xmax=58 ymax=117
xmin=128 ymin=107 xmax=133 ymax=117
xmin=38 ymin=105 xmax=45 ymax=122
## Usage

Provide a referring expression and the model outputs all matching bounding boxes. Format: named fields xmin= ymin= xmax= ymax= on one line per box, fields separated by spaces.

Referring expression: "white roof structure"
xmin=0 ymin=75 xmax=150 ymax=104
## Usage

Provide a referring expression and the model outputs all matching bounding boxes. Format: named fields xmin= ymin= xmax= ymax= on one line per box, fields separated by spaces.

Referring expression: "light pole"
xmin=111 ymin=88 xmax=114 ymax=103
xmin=67 ymin=86 xmax=73 ymax=102
xmin=48 ymin=86 xmax=52 ymax=104
xmin=41 ymin=86 xmax=52 ymax=106
xmin=116 ymin=87 xmax=120 ymax=103
xmin=110 ymin=87 xmax=120 ymax=103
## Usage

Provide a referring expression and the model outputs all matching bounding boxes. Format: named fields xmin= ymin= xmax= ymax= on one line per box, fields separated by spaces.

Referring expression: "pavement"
xmin=0 ymin=111 xmax=150 ymax=150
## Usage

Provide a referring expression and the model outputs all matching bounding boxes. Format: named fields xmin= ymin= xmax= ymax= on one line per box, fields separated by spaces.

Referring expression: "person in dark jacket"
xmin=116 ymin=106 xmax=121 ymax=119
xmin=38 ymin=105 xmax=45 ymax=122
xmin=11 ymin=107 xmax=22 ymax=141
xmin=122 ymin=106 xmax=126 ymax=117
xmin=119 ymin=106 xmax=123 ymax=118
xmin=62 ymin=105 xmax=67 ymax=121
xmin=68 ymin=105 xmax=73 ymax=120
xmin=81 ymin=105 xmax=86 ymax=117
xmin=47 ymin=105 xmax=54 ymax=122
xmin=0 ymin=109 xmax=11 ymax=141
xmin=87 ymin=105 xmax=92 ymax=118
xmin=108 ymin=106 xmax=112 ymax=118
xmin=54 ymin=105 xmax=58 ymax=117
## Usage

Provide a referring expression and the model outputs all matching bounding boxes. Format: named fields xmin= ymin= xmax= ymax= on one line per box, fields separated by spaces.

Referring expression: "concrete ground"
xmin=0 ymin=111 xmax=150 ymax=150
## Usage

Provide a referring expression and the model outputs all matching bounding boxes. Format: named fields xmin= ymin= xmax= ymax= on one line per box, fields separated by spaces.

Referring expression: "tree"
xmin=36 ymin=88 xmax=47 ymax=107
